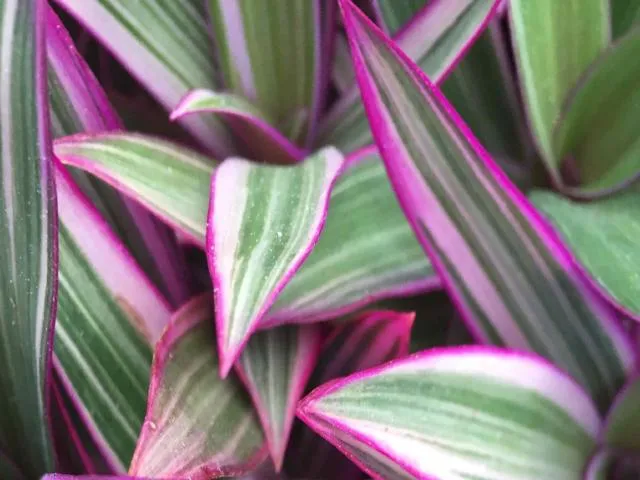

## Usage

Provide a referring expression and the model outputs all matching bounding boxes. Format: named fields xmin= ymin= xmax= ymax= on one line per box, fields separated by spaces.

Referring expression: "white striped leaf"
xmin=236 ymin=325 xmax=322 ymax=469
xmin=509 ymin=0 xmax=610 ymax=175
xmin=530 ymin=187 xmax=640 ymax=319
xmin=46 ymin=8 xmax=190 ymax=308
xmin=315 ymin=0 xmax=499 ymax=153
xmin=209 ymin=148 xmax=343 ymax=374
xmin=208 ymin=0 xmax=327 ymax=144
xmin=129 ymin=295 xmax=266 ymax=479
xmin=171 ymin=89 xmax=305 ymax=164
xmin=603 ymin=375 xmax=640 ymax=451
xmin=340 ymin=0 xmax=634 ymax=407
xmin=54 ymin=133 xmax=215 ymax=245
xmin=0 ymin=0 xmax=57 ymax=475
xmin=55 ymin=164 xmax=172 ymax=471
xmin=52 ymin=0 xmax=233 ymax=155
xmin=298 ymin=347 xmax=602 ymax=480
xmin=286 ymin=310 xmax=414 ymax=480
xmin=553 ymin=28 xmax=640 ymax=195
xmin=54 ymin=136 xmax=440 ymax=328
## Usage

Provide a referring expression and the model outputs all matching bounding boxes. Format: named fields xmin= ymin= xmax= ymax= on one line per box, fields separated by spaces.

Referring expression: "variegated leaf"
xmin=339 ymin=0 xmax=634 ymax=407
xmin=603 ymin=375 xmax=640 ymax=451
xmin=209 ymin=147 xmax=343 ymax=374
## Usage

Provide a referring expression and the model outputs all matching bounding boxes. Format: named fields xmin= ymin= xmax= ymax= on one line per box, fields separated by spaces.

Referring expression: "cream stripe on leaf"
xmin=54 ymin=164 xmax=172 ymax=471
xmin=298 ymin=347 xmax=602 ymax=480
xmin=52 ymin=0 xmax=234 ymax=155
xmin=0 ymin=1 xmax=57 ymax=476
xmin=339 ymin=0 xmax=633 ymax=409
xmin=209 ymin=147 xmax=343 ymax=375
xmin=129 ymin=296 xmax=266 ymax=479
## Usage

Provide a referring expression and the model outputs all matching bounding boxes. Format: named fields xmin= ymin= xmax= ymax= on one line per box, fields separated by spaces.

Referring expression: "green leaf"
xmin=340 ymin=0 xmax=633 ymax=407
xmin=208 ymin=0 xmax=326 ymax=143
xmin=53 ymin=0 xmax=234 ymax=155
xmin=553 ymin=27 xmax=640 ymax=193
xmin=611 ymin=0 xmax=640 ymax=38
xmin=0 ymin=0 xmax=57 ymax=475
xmin=54 ymin=133 xmax=215 ymax=245
xmin=236 ymin=325 xmax=322 ymax=469
xmin=299 ymin=347 xmax=601 ymax=480
xmin=373 ymin=0 xmax=429 ymax=35
xmin=55 ymin=135 xmax=439 ymax=331
xmin=209 ymin=148 xmax=343 ymax=374
xmin=316 ymin=0 xmax=499 ymax=153
xmin=129 ymin=296 xmax=266 ymax=479
xmin=509 ymin=0 xmax=610 ymax=170
xmin=530 ymin=187 xmax=640 ymax=318
xmin=603 ymin=376 xmax=640 ymax=451
xmin=55 ymin=165 xmax=172 ymax=470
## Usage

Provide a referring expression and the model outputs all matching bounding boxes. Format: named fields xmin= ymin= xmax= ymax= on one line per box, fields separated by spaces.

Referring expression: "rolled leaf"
xmin=46 ymin=8 xmax=189 ymax=307
xmin=287 ymin=310 xmax=413 ymax=480
xmin=267 ymin=147 xmax=438 ymax=326
xmin=52 ymin=0 xmax=233 ymax=154
xmin=236 ymin=325 xmax=322 ymax=469
xmin=129 ymin=295 xmax=266 ymax=479
xmin=0 ymin=0 xmax=57 ymax=475
xmin=208 ymin=0 xmax=325 ymax=143
xmin=612 ymin=0 xmax=640 ymax=38
xmin=55 ymin=164 xmax=171 ymax=470
xmin=509 ymin=0 xmax=609 ymax=171
xmin=339 ymin=0 xmax=634 ymax=407
xmin=530 ymin=188 xmax=640 ymax=319
xmin=603 ymin=375 xmax=640 ymax=451
xmin=316 ymin=0 xmax=499 ymax=153
xmin=54 ymin=137 xmax=440 ymax=327
xmin=298 ymin=347 xmax=601 ymax=480
xmin=171 ymin=89 xmax=305 ymax=164
xmin=54 ymin=133 xmax=214 ymax=245
xmin=209 ymin=147 xmax=343 ymax=374
xmin=553 ymin=27 xmax=640 ymax=194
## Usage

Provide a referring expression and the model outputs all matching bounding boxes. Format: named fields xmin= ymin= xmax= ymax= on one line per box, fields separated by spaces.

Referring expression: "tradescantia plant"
xmin=2 ymin=0 xmax=640 ymax=479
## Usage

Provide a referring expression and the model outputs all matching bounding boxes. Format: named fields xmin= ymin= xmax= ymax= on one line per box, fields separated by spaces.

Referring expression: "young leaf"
xmin=530 ymin=188 xmax=640 ymax=319
xmin=287 ymin=310 xmax=413 ymax=480
xmin=129 ymin=295 xmax=266 ymax=479
xmin=209 ymin=148 xmax=343 ymax=374
xmin=316 ymin=0 xmax=500 ymax=153
xmin=55 ymin=164 xmax=171 ymax=470
xmin=603 ymin=375 xmax=640 ymax=451
xmin=54 ymin=137 xmax=440 ymax=326
xmin=509 ymin=0 xmax=609 ymax=171
xmin=46 ymin=8 xmax=190 ymax=307
xmin=298 ymin=347 xmax=601 ymax=480
xmin=266 ymin=147 xmax=438 ymax=326
xmin=339 ymin=0 xmax=634 ymax=407
xmin=553 ymin=28 xmax=640 ymax=194
xmin=171 ymin=89 xmax=305 ymax=164
xmin=54 ymin=133 xmax=215 ymax=245
xmin=52 ymin=0 xmax=234 ymax=154
xmin=208 ymin=0 xmax=326 ymax=143
xmin=611 ymin=0 xmax=640 ymax=39
xmin=236 ymin=325 xmax=322 ymax=470
xmin=0 ymin=0 xmax=57 ymax=475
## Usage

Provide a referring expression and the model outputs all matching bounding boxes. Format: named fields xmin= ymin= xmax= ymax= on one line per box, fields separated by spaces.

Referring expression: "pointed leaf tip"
xmin=208 ymin=147 xmax=344 ymax=376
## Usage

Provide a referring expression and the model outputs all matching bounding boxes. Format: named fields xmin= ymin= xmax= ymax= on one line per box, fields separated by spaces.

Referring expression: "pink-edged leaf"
xmin=52 ymin=0 xmax=234 ymax=155
xmin=129 ymin=295 xmax=266 ymax=479
xmin=0 ymin=0 xmax=58 ymax=475
xmin=171 ymin=89 xmax=305 ymax=164
xmin=286 ymin=310 xmax=413 ymax=480
xmin=54 ymin=163 xmax=171 ymax=470
xmin=208 ymin=147 xmax=344 ymax=375
xmin=46 ymin=7 xmax=190 ymax=308
xmin=339 ymin=0 xmax=634 ymax=408
xmin=236 ymin=325 xmax=322 ymax=470
xmin=42 ymin=476 xmax=144 ymax=480
xmin=299 ymin=346 xmax=601 ymax=480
